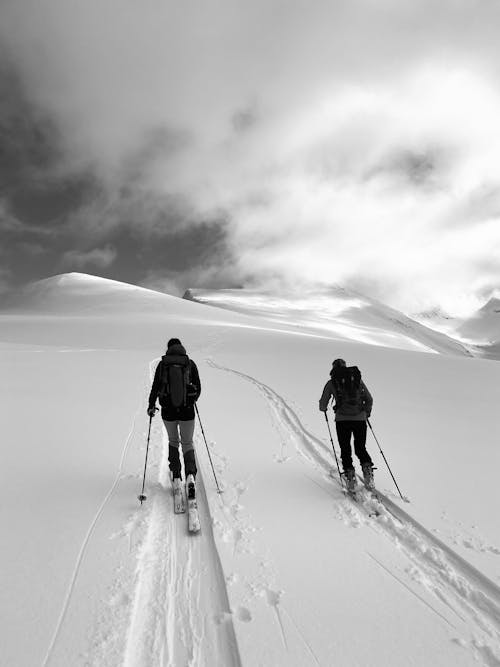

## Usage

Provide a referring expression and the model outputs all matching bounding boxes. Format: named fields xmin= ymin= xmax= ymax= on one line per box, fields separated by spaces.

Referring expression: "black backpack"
xmin=159 ymin=353 xmax=191 ymax=408
xmin=330 ymin=365 xmax=365 ymax=415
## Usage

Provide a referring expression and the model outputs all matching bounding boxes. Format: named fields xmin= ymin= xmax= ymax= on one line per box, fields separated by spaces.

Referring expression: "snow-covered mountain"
xmin=184 ymin=286 xmax=473 ymax=357
xmin=414 ymin=295 xmax=500 ymax=360
xmin=457 ymin=294 xmax=500 ymax=345
xmin=1 ymin=273 xmax=500 ymax=667
xmin=0 ymin=272 xmax=193 ymax=314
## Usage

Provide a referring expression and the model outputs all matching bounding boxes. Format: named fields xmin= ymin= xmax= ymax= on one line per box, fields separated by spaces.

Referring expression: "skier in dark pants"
xmin=319 ymin=358 xmax=374 ymax=492
xmin=148 ymin=338 xmax=201 ymax=498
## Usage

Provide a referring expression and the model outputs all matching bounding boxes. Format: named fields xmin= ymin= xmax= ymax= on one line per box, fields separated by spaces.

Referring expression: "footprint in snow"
xmin=235 ymin=606 xmax=252 ymax=622
xmin=215 ymin=611 xmax=234 ymax=625
xmin=273 ymin=452 xmax=292 ymax=464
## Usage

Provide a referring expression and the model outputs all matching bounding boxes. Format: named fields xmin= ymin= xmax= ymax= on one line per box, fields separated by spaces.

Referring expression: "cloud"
xmin=2 ymin=1 xmax=500 ymax=314
xmin=61 ymin=245 xmax=117 ymax=271
xmin=0 ymin=267 xmax=11 ymax=294
xmin=4 ymin=0 xmax=496 ymax=179
xmin=231 ymin=102 xmax=259 ymax=134
xmin=0 ymin=199 xmax=22 ymax=232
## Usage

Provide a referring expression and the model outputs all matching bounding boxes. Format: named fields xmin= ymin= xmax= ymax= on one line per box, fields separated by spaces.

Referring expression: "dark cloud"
xmin=103 ymin=217 xmax=234 ymax=295
xmin=232 ymin=104 xmax=259 ymax=134
xmin=60 ymin=245 xmax=117 ymax=271
xmin=0 ymin=62 xmax=59 ymax=187
xmin=0 ymin=58 xmax=101 ymax=287
xmin=365 ymin=145 xmax=454 ymax=191
xmin=0 ymin=57 xmax=233 ymax=291
xmin=2 ymin=1 xmax=500 ymax=316
xmin=119 ymin=125 xmax=193 ymax=186
xmin=1 ymin=187 xmax=233 ymax=291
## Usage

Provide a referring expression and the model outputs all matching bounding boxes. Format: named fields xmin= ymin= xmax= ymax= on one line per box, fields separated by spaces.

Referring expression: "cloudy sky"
xmin=1 ymin=0 xmax=500 ymax=316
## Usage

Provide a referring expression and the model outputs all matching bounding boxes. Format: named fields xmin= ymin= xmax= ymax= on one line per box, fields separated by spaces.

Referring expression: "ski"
xmin=335 ymin=469 xmax=359 ymax=502
xmin=345 ymin=487 xmax=358 ymax=502
xmin=186 ymin=475 xmax=201 ymax=533
xmin=343 ymin=474 xmax=380 ymax=517
xmin=359 ymin=488 xmax=381 ymax=517
xmin=332 ymin=468 xmax=379 ymax=516
xmin=173 ymin=479 xmax=186 ymax=514
xmin=187 ymin=498 xmax=201 ymax=533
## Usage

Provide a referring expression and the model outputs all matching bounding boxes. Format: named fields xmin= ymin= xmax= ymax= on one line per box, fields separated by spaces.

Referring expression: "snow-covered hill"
xmin=1 ymin=273 xmax=499 ymax=667
xmin=184 ymin=286 xmax=473 ymax=357
xmin=458 ymin=294 xmax=500 ymax=345
xmin=414 ymin=295 xmax=500 ymax=360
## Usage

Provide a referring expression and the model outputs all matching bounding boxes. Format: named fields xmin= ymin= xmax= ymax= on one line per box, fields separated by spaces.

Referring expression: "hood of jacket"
xmin=165 ymin=343 xmax=187 ymax=356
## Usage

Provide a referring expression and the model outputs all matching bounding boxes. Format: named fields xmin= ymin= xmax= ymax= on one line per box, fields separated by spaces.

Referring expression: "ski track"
xmin=122 ymin=360 xmax=241 ymax=667
xmin=42 ymin=373 xmax=147 ymax=667
xmin=209 ymin=360 xmax=500 ymax=666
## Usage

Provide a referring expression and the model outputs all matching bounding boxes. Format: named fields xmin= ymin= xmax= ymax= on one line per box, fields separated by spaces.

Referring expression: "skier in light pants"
xmin=148 ymin=338 xmax=201 ymax=497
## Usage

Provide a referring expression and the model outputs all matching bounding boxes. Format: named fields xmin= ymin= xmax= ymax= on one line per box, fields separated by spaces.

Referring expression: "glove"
xmin=319 ymin=406 xmax=327 ymax=413
xmin=147 ymin=407 xmax=157 ymax=417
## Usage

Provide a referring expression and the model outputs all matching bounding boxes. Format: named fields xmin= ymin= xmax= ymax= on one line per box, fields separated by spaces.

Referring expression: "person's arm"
xmin=319 ymin=380 xmax=333 ymax=412
xmin=361 ymin=381 xmax=373 ymax=417
xmin=148 ymin=362 xmax=162 ymax=412
xmin=189 ymin=361 xmax=201 ymax=401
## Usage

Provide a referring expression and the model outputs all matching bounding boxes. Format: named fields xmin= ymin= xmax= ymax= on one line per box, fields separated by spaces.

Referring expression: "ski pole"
xmin=367 ymin=418 xmax=406 ymax=501
xmin=324 ymin=412 xmax=344 ymax=488
xmin=195 ymin=403 xmax=222 ymax=494
xmin=138 ymin=410 xmax=157 ymax=504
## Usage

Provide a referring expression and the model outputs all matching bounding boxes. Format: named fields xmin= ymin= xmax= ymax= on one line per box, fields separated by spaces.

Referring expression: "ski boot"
xmin=186 ymin=474 xmax=196 ymax=500
xmin=345 ymin=468 xmax=357 ymax=496
xmin=362 ymin=462 xmax=375 ymax=491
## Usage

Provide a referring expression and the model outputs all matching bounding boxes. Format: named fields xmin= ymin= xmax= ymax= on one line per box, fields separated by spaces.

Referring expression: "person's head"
xmin=332 ymin=358 xmax=346 ymax=370
xmin=167 ymin=337 xmax=182 ymax=349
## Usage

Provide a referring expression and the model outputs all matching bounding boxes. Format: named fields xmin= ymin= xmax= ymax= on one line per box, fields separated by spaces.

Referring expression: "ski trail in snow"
xmin=122 ymin=361 xmax=241 ymax=667
xmin=281 ymin=608 xmax=322 ymax=667
xmin=42 ymin=388 xmax=143 ymax=667
xmin=366 ymin=551 xmax=456 ymax=628
xmin=210 ymin=360 xmax=500 ymax=665
xmin=122 ymin=432 xmax=241 ymax=667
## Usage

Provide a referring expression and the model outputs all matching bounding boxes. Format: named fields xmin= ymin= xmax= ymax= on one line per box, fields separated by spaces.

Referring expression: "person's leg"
xmin=352 ymin=422 xmax=372 ymax=466
xmin=335 ymin=421 xmax=354 ymax=472
xmin=179 ymin=419 xmax=197 ymax=478
xmin=163 ymin=420 xmax=182 ymax=478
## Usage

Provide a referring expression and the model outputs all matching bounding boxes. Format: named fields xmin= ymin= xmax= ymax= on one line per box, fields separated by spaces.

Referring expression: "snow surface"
xmin=1 ymin=272 xmax=500 ymax=667
xmin=458 ymin=295 xmax=500 ymax=346
xmin=184 ymin=286 xmax=473 ymax=357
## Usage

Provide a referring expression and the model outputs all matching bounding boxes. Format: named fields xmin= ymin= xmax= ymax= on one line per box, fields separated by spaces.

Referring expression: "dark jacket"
xmin=148 ymin=344 xmax=201 ymax=421
xmin=319 ymin=378 xmax=373 ymax=421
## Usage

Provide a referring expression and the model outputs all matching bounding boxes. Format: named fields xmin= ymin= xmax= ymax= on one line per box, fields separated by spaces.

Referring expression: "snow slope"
xmin=1 ymin=273 xmax=500 ymax=667
xmin=184 ymin=286 xmax=473 ymax=357
xmin=415 ymin=296 xmax=500 ymax=360
xmin=458 ymin=294 xmax=500 ymax=346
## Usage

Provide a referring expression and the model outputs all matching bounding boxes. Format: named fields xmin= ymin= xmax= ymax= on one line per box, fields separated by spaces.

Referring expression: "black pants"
xmin=335 ymin=420 xmax=372 ymax=472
